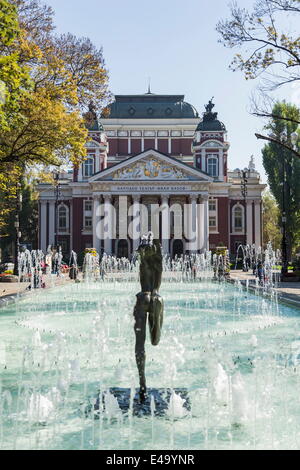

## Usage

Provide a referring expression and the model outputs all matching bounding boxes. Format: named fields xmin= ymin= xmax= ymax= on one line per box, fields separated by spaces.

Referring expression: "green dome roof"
xmin=103 ymin=94 xmax=199 ymax=119
xmin=197 ymin=119 xmax=226 ymax=131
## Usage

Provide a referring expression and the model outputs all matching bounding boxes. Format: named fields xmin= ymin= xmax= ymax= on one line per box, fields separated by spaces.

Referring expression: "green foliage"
xmin=216 ymin=0 xmax=300 ymax=90
xmin=262 ymin=190 xmax=281 ymax=249
xmin=262 ymin=102 xmax=300 ymax=256
xmin=0 ymin=0 xmax=111 ymax=236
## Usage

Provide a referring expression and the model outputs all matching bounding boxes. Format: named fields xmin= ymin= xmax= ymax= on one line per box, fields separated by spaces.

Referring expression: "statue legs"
xmin=133 ymin=292 xmax=164 ymax=401
xmin=149 ymin=294 xmax=164 ymax=346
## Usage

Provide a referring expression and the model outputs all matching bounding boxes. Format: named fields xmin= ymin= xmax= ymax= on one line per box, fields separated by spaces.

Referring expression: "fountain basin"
xmin=1 ymin=279 xmax=300 ymax=450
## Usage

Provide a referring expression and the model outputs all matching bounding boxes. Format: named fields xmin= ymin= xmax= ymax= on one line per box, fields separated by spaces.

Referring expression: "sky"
xmin=45 ymin=0 xmax=299 ymax=183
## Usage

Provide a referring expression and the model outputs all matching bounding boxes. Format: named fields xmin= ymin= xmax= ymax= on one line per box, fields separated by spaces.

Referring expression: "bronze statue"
xmin=133 ymin=233 xmax=164 ymax=402
xmin=205 ymin=97 xmax=215 ymax=113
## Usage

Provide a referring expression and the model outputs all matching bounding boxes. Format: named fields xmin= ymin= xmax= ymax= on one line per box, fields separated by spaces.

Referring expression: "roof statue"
xmin=203 ymin=98 xmax=218 ymax=122
xmin=249 ymin=155 xmax=256 ymax=172
xmin=205 ymin=97 xmax=215 ymax=113
xmin=196 ymin=98 xmax=226 ymax=131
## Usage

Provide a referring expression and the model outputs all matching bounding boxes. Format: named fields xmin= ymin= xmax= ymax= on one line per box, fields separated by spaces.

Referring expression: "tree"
xmin=0 ymin=0 xmax=31 ymax=130
xmin=0 ymin=0 xmax=110 ymax=169
xmin=217 ymin=0 xmax=300 ymax=157
xmin=0 ymin=0 xmax=111 ymax=246
xmin=0 ymin=176 xmax=38 ymax=253
xmin=216 ymin=0 xmax=300 ymax=91
xmin=262 ymin=190 xmax=281 ymax=249
xmin=262 ymin=101 xmax=300 ymax=257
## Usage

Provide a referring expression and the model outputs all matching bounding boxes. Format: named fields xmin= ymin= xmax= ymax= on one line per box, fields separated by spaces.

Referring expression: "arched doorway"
xmin=172 ymin=239 xmax=184 ymax=258
xmin=117 ymin=239 xmax=129 ymax=258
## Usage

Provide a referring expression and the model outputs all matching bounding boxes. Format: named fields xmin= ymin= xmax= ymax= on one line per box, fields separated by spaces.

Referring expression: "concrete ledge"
xmin=228 ymin=276 xmax=300 ymax=310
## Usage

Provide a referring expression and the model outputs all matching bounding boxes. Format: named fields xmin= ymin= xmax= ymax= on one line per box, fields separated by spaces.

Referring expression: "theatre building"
xmin=37 ymin=93 xmax=266 ymax=258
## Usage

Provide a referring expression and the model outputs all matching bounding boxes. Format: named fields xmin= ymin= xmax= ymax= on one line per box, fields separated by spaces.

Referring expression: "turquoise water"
xmin=1 ymin=279 xmax=300 ymax=450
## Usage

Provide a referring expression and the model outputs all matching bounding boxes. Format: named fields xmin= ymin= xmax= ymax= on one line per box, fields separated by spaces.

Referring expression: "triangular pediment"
xmin=89 ymin=149 xmax=212 ymax=182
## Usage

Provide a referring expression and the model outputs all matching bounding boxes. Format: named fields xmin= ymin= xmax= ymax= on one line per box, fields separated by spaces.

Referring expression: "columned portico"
xmin=93 ymin=196 xmax=101 ymax=254
xmin=132 ymin=195 xmax=141 ymax=253
xmin=104 ymin=195 xmax=113 ymax=255
xmin=187 ymin=195 xmax=198 ymax=253
xmin=161 ymin=195 xmax=170 ymax=255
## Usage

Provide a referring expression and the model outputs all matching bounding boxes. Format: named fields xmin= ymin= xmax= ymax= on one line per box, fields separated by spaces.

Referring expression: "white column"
xmin=161 ymin=195 xmax=170 ymax=255
xmin=218 ymin=150 xmax=224 ymax=181
xmin=246 ymin=200 xmax=253 ymax=245
xmin=202 ymin=195 xmax=209 ymax=251
xmin=254 ymin=200 xmax=261 ymax=247
xmin=132 ymin=195 xmax=141 ymax=253
xmin=128 ymin=138 xmax=131 ymax=155
xmin=197 ymin=196 xmax=204 ymax=252
xmin=104 ymin=195 xmax=113 ymax=255
xmin=168 ymin=138 xmax=171 ymax=154
xmin=93 ymin=196 xmax=101 ymax=254
xmin=48 ymin=201 xmax=55 ymax=247
xmin=187 ymin=194 xmax=198 ymax=253
xmin=141 ymin=139 xmax=144 ymax=152
xmin=40 ymin=201 xmax=47 ymax=252
xmin=95 ymin=150 xmax=100 ymax=173
xmin=155 ymin=137 xmax=158 ymax=150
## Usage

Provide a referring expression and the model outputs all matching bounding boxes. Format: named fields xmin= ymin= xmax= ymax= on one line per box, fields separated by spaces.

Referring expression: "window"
xmin=233 ymin=205 xmax=243 ymax=232
xmin=84 ymin=217 xmax=92 ymax=229
xmin=209 ymin=200 xmax=216 ymax=212
xmin=85 ymin=201 xmax=92 ymax=212
xmin=58 ymin=204 xmax=68 ymax=232
xmin=83 ymin=199 xmax=93 ymax=231
xmin=209 ymin=216 xmax=217 ymax=228
xmin=209 ymin=198 xmax=218 ymax=232
xmin=207 ymin=156 xmax=218 ymax=177
xmin=83 ymin=157 xmax=94 ymax=177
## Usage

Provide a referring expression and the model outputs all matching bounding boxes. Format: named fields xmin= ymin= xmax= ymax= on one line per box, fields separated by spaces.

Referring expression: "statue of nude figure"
xmin=133 ymin=233 xmax=164 ymax=402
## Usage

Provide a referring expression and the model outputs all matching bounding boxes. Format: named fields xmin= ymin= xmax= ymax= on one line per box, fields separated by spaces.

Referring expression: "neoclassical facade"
xmin=38 ymin=94 xmax=266 ymax=258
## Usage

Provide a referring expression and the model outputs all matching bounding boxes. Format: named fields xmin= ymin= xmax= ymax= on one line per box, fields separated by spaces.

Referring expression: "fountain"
xmin=1 ymin=243 xmax=300 ymax=449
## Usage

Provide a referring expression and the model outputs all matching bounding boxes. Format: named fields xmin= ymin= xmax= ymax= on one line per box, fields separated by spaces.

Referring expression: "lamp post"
xmin=52 ymin=169 xmax=61 ymax=250
xmin=239 ymin=168 xmax=249 ymax=247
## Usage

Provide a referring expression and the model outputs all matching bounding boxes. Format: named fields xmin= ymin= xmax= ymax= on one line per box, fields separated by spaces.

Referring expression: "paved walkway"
xmin=230 ymin=270 xmax=300 ymax=309
xmin=0 ymin=274 xmax=73 ymax=305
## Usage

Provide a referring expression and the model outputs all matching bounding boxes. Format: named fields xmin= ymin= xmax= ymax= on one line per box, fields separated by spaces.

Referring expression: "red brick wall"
xmin=172 ymin=139 xmax=181 ymax=155
xmin=108 ymin=139 xmax=118 ymax=156
xmin=209 ymin=197 xmax=229 ymax=248
xmin=144 ymin=139 xmax=155 ymax=151
xmin=158 ymin=139 xmax=168 ymax=154
xmin=131 ymin=139 xmax=141 ymax=155
xmin=118 ymin=139 xmax=128 ymax=155
xmin=181 ymin=139 xmax=193 ymax=155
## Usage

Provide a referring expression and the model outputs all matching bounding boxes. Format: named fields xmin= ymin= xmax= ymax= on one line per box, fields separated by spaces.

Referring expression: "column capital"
xmin=104 ymin=194 xmax=111 ymax=203
xmin=254 ymin=199 xmax=261 ymax=205
xmin=132 ymin=195 xmax=141 ymax=203
xmin=200 ymin=194 xmax=209 ymax=202
xmin=161 ymin=194 xmax=170 ymax=202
